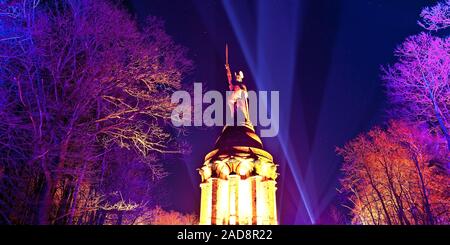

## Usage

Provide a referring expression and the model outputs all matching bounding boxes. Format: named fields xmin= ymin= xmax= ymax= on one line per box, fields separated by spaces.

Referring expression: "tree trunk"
xmin=38 ymin=158 xmax=52 ymax=225
xmin=68 ymin=160 xmax=87 ymax=224
xmin=381 ymin=161 xmax=410 ymax=225
xmin=364 ymin=166 xmax=392 ymax=225
xmin=412 ymin=154 xmax=434 ymax=224
xmin=435 ymin=108 xmax=450 ymax=150
xmin=423 ymin=73 xmax=450 ymax=150
xmin=117 ymin=211 xmax=123 ymax=225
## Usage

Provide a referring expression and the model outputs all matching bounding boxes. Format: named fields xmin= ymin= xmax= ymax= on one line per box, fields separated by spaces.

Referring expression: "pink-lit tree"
xmin=0 ymin=0 xmax=192 ymax=224
xmin=382 ymin=0 xmax=450 ymax=149
xmin=338 ymin=120 xmax=448 ymax=225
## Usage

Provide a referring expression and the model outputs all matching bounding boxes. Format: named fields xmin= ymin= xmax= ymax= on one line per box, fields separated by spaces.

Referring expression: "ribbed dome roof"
xmin=214 ymin=125 xmax=263 ymax=149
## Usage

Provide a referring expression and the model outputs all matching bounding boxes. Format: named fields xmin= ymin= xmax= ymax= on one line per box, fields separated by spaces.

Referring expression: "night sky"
xmin=125 ymin=0 xmax=433 ymax=224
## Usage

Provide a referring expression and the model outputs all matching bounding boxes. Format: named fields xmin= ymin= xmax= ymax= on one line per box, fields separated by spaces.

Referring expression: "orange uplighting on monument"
xmin=197 ymin=45 xmax=278 ymax=225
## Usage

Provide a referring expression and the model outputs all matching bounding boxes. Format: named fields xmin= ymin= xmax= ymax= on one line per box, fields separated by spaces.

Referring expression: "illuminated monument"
xmin=198 ymin=45 xmax=278 ymax=225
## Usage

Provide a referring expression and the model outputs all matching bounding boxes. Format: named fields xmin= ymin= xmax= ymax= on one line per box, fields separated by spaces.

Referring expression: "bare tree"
xmin=337 ymin=121 xmax=449 ymax=225
xmin=0 ymin=0 xmax=192 ymax=224
xmin=382 ymin=0 xmax=450 ymax=149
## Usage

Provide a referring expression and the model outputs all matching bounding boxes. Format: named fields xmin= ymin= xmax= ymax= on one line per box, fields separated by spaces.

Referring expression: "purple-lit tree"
xmin=0 ymin=0 xmax=192 ymax=224
xmin=418 ymin=0 xmax=450 ymax=31
xmin=382 ymin=0 xmax=450 ymax=149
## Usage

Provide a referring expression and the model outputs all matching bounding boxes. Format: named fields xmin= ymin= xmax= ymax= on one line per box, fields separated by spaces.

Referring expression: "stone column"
xmin=199 ymin=179 xmax=212 ymax=225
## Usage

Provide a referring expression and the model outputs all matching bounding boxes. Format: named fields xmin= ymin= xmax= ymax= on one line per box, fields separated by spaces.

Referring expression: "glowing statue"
xmin=198 ymin=44 xmax=279 ymax=225
xmin=225 ymin=44 xmax=251 ymax=127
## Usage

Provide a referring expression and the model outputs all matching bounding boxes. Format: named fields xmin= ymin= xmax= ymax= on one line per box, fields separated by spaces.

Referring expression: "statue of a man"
xmin=225 ymin=45 xmax=251 ymax=127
